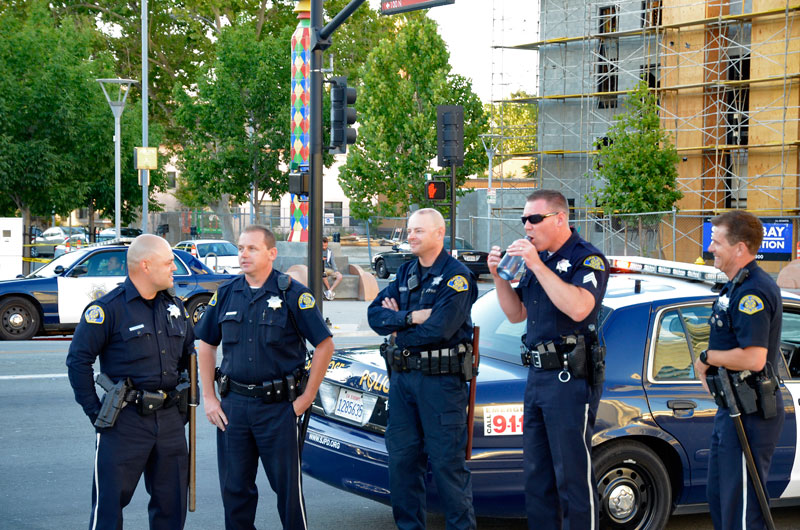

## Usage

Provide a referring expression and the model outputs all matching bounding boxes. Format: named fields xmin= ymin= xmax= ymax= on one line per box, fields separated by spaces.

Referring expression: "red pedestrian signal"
xmin=426 ymin=181 xmax=447 ymax=201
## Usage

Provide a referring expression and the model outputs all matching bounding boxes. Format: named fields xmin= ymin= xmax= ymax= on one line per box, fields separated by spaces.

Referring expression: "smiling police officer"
xmin=694 ymin=211 xmax=783 ymax=530
xmin=66 ymin=234 xmax=195 ymax=529
xmin=195 ymin=225 xmax=333 ymax=530
xmin=488 ymin=190 xmax=609 ymax=530
xmin=368 ymin=208 xmax=478 ymax=530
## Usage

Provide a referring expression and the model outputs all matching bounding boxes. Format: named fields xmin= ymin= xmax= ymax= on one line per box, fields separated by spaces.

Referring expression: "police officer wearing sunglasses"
xmin=488 ymin=190 xmax=609 ymax=530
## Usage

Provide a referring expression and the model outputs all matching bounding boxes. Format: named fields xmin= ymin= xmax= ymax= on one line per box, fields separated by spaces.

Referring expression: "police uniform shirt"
xmin=708 ymin=260 xmax=782 ymax=368
xmin=368 ymin=249 xmax=477 ymax=351
xmin=66 ymin=278 xmax=195 ymax=421
xmin=195 ymin=271 xmax=331 ymax=385
xmin=514 ymin=228 xmax=609 ymax=347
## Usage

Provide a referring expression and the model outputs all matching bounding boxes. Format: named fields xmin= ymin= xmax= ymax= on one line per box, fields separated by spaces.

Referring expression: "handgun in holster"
xmin=380 ymin=338 xmax=397 ymax=376
xmin=215 ymin=367 xmax=230 ymax=397
xmin=94 ymin=373 xmax=133 ymax=429
xmin=755 ymin=363 xmax=780 ymax=419
xmin=563 ymin=335 xmax=588 ymax=379
xmin=730 ymin=370 xmax=758 ymax=415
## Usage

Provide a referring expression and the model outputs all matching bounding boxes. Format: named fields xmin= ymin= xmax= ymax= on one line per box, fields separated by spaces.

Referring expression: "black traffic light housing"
xmin=329 ymin=76 xmax=357 ymax=154
xmin=425 ymin=180 xmax=447 ymax=201
xmin=436 ymin=105 xmax=464 ymax=167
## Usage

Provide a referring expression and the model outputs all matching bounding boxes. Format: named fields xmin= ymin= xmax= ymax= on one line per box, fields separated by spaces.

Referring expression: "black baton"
xmin=717 ymin=367 xmax=776 ymax=530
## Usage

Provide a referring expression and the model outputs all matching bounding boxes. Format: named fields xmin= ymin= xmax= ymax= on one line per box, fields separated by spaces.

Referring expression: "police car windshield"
xmin=197 ymin=242 xmax=238 ymax=257
xmin=26 ymin=250 xmax=88 ymax=278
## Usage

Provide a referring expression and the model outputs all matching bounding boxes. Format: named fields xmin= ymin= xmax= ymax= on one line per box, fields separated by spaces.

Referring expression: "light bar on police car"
xmin=608 ymin=256 xmax=728 ymax=283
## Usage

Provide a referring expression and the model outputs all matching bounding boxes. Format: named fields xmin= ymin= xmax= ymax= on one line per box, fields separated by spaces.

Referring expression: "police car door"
xmin=57 ymin=250 xmax=127 ymax=325
xmin=641 ymin=301 xmax=724 ymax=504
xmin=776 ymin=302 xmax=800 ymax=502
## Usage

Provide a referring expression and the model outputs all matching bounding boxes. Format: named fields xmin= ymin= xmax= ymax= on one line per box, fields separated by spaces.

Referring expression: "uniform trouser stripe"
xmin=582 ymin=403 xmax=596 ymax=530
xmin=741 ymin=452 xmax=747 ymax=530
xmin=91 ymin=433 xmax=101 ymax=530
xmin=295 ymin=420 xmax=308 ymax=530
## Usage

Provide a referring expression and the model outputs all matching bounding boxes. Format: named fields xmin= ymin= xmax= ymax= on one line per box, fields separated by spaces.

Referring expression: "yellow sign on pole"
xmin=134 ymin=147 xmax=158 ymax=170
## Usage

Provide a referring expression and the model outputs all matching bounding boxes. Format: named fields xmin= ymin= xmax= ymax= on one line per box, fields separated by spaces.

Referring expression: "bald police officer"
xmin=66 ymin=234 xmax=194 ymax=529
xmin=694 ymin=211 xmax=784 ymax=529
xmin=368 ymin=208 xmax=478 ymax=530
xmin=196 ymin=225 xmax=333 ymax=530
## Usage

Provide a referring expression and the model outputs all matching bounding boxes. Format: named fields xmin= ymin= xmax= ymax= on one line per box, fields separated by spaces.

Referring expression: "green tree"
xmin=0 ymin=1 xmax=148 ymax=230
xmin=173 ymin=22 xmax=291 ymax=239
xmin=338 ymin=15 xmax=487 ymax=221
xmin=590 ymin=80 xmax=681 ymax=255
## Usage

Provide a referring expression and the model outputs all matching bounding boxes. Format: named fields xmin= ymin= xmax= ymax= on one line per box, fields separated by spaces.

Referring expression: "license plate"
xmin=484 ymin=404 xmax=524 ymax=436
xmin=463 ymin=255 xmax=479 ymax=262
xmin=334 ymin=388 xmax=364 ymax=423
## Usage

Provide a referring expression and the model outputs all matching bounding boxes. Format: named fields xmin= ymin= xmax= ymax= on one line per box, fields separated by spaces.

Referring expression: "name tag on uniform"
xmin=129 ymin=324 xmax=144 ymax=331
xmin=225 ymin=311 xmax=237 ymax=316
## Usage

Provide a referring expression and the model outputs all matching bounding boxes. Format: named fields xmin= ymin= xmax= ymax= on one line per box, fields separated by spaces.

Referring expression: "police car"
xmin=302 ymin=257 xmax=800 ymax=528
xmin=0 ymin=243 xmax=235 ymax=340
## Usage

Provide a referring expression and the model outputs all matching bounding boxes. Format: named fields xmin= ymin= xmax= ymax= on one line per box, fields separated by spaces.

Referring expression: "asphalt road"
xmin=2 ymin=339 xmax=799 ymax=529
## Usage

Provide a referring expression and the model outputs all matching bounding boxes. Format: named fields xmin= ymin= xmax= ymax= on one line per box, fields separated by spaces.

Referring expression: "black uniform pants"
xmin=217 ymin=393 xmax=306 ymax=530
xmin=90 ymin=405 xmax=188 ymax=530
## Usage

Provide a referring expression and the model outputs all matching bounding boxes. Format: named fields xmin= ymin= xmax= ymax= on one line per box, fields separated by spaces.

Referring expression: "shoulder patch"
xmin=447 ymin=275 xmax=469 ymax=292
xmin=208 ymin=291 xmax=217 ymax=307
xmin=84 ymin=305 xmax=105 ymax=324
xmin=583 ymin=256 xmax=606 ymax=271
xmin=738 ymin=294 xmax=764 ymax=315
xmin=298 ymin=292 xmax=315 ymax=310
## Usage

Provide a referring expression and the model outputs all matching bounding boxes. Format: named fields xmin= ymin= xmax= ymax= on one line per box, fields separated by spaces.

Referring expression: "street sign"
xmin=134 ymin=147 xmax=158 ymax=170
xmin=487 ymin=188 xmax=497 ymax=204
xmin=381 ymin=0 xmax=454 ymax=16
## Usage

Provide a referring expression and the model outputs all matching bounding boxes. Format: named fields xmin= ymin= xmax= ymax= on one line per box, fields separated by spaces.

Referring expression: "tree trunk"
xmin=211 ymin=194 xmax=236 ymax=242
xmin=21 ymin=204 xmax=31 ymax=275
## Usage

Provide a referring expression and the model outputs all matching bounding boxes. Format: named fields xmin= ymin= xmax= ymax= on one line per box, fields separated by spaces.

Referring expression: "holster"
xmin=563 ymin=335 xmax=587 ymax=379
xmin=173 ymin=381 xmax=191 ymax=415
xmin=589 ymin=340 xmax=606 ymax=386
xmin=461 ymin=345 xmax=474 ymax=382
xmin=94 ymin=374 xmax=133 ymax=429
xmin=706 ymin=372 xmax=728 ymax=408
xmin=215 ymin=367 xmax=230 ymax=397
xmin=755 ymin=363 xmax=779 ymax=419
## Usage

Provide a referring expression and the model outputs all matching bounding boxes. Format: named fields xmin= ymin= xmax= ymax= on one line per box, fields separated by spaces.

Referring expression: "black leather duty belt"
xmin=216 ymin=368 xmax=304 ymax=403
xmin=395 ymin=344 xmax=470 ymax=375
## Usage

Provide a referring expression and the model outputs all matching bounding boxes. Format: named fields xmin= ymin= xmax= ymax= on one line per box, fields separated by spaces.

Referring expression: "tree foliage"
xmin=591 ymin=80 xmax=681 ymax=217
xmin=0 ymin=1 xmax=150 ymax=226
xmin=338 ymin=15 xmax=487 ymax=220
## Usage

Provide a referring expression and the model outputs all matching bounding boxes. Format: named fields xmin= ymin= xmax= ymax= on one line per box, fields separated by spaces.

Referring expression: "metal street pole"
xmin=98 ymin=79 xmax=138 ymax=240
xmin=480 ymin=134 xmax=502 ymax=251
xmin=141 ymin=0 xmax=149 ymax=233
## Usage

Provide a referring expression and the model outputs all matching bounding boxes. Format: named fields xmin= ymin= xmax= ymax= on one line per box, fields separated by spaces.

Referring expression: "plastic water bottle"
xmin=497 ymin=253 xmax=523 ymax=281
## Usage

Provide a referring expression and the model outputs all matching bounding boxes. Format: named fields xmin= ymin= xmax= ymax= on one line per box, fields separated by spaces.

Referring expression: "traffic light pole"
xmin=309 ymin=0 xmax=366 ymax=305
xmin=450 ymin=164 xmax=456 ymax=255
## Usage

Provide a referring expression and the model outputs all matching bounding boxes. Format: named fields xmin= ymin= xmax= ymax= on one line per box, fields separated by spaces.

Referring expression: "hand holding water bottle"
xmin=489 ymin=236 xmax=536 ymax=281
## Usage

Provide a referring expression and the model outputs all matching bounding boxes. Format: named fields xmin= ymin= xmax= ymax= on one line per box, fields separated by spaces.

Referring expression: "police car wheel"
xmin=186 ymin=294 xmax=211 ymax=325
xmin=375 ymin=259 xmax=389 ymax=279
xmin=0 ymin=297 xmax=39 ymax=341
xmin=593 ymin=440 xmax=671 ymax=530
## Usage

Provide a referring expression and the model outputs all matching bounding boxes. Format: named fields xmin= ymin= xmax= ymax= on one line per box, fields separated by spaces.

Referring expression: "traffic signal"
xmin=436 ymin=105 xmax=464 ymax=167
xmin=425 ymin=180 xmax=447 ymax=201
xmin=329 ymin=76 xmax=357 ymax=154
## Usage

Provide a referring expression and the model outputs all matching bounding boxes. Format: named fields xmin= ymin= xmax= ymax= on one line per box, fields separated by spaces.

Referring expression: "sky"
xmin=369 ymin=0 xmax=540 ymax=102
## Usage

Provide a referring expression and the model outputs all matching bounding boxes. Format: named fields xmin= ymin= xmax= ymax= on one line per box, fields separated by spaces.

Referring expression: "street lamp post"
xmin=480 ymin=134 xmax=502 ymax=250
xmin=97 ymin=79 xmax=138 ymax=239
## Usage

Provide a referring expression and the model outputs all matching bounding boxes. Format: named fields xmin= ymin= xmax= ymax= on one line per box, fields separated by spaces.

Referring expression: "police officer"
xmin=488 ymin=190 xmax=609 ymax=530
xmin=368 ymin=208 xmax=478 ymax=530
xmin=694 ymin=211 xmax=784 ymax=530
xmin=195 ymin=225 xmax=333 ymax=530
xmin=66 ymin=234 xmax=194 ymax=529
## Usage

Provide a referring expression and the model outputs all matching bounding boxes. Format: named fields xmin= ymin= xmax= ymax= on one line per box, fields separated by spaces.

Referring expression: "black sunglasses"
xmin=520 ymin=212 xmax=558 ymax=225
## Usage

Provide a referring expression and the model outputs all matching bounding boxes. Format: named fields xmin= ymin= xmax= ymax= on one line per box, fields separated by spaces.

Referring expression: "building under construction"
xmin=497 ymin=0 xmax=798 ymax=262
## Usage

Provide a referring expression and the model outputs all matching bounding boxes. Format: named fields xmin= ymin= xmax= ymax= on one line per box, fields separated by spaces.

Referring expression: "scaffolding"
xmin=497 ymin=0 xmax=799 ymax=233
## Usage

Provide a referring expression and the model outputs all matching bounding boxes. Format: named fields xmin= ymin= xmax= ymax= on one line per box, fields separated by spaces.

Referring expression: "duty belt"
xmin=394 ymin=344 xmax=470 ymax=375
xmin=122 ymin=388 xmax=181 ymax=415
xmin=216 ymin=367 xmax=304 ymax=403
xmin=521 ymin=341 xmax=562 ymax=370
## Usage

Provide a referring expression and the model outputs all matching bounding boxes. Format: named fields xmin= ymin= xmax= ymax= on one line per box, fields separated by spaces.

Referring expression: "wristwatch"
xmin=699 ymin=349 xmax=711 ymax=366
xmin=405 ymin=312 xmax=414 ymax=327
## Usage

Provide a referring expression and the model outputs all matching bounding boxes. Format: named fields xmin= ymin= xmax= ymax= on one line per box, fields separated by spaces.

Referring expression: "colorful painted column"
xmin=289 ymin=0 xmax=311 ymax=242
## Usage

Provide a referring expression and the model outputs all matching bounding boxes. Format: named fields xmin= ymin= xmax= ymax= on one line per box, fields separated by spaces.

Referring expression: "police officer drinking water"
xmin=488 ymin=190 xmax=609 ymax=530
xmin=66 ymin=234 xmax=195 ymax=529
xmin=195 ymin=225 xmax=333 ymax=530
xmin=368 ymin=208 xmax=478 ymax=530
xmin=694 ymin=211 xmax=783 ymax=530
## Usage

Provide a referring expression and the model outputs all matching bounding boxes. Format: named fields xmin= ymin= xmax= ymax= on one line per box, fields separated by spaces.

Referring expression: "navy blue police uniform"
xmin=514 ymin=228 xmax=609 ymax=530
xmin=706 ymin=260 xmax=784 ymax=530
xmin=194 ymin=271 xmax=331 ymax=530
xmin=368 ymin=249 xmax=478 ymax=530
xmin=66 ymin=278 xmax=195 ymax=530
